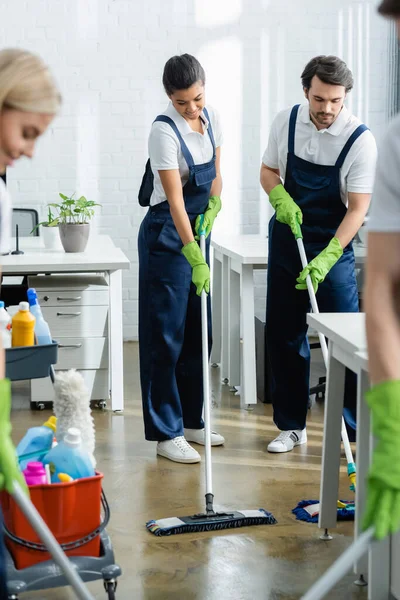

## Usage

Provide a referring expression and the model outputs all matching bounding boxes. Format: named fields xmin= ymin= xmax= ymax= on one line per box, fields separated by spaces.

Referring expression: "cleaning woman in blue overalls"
xmin=260 ymin=55 xmax=377 ymax=454
xmin=138 ymin=54 xmax=225 ymax=464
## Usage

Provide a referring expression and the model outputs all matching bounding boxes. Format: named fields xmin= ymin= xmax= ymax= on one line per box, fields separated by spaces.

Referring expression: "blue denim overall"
xmin=266 ymin=104 xmax=367 ymax=432
xmin=138 ymin=109 xmax=216 ymax=441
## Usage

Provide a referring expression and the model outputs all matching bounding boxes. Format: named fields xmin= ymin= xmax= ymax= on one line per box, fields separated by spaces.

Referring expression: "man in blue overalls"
xmin=260 ymin=55 xmax=377 ymax=453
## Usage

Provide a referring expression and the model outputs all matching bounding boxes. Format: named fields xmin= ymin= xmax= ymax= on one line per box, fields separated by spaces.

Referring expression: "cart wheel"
xmin=37 ymin=403 xmax=45 ymax=411
xmin=104 ymin=580 xmax=117 ymax=599
xmin=98 ymin=400 xmax=107 ymax=410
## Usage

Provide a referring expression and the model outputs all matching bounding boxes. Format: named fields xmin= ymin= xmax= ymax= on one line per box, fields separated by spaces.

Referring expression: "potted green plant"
xmin=31 ymin=206 xmax=62 ymax=250
xmin=50 ymin=193 xmax=101 ymax=253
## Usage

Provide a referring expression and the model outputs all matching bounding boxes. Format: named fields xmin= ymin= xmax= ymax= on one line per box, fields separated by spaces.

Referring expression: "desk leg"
xmin=240 ymin=264 xmax=257 ymax=407
xmin=228 ymin=268 xmax=240 ymax=389
xmin=368 ymin=429 xmax=391 ymax=599
xmin=109 ymin=269 xmax=124 ymax=412
xmin=354 ymin=368 xmax=370 ymax=581
xmin=221 ymin=255 xmax=230 ymax=382
xmin=319 ymin=343 xmax=345 ymax=533
xmin=210 ymin=253 xmax=222 ymax=365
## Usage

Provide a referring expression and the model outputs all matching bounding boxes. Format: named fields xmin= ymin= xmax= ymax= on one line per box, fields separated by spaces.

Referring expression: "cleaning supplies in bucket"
xmin=11 ymin=301 xmax=35 ymax=347
xmin=27 ymin=288 xmax=52 ymax=345
xmin=43 ymin=427 xmax=95 ymax=483
xmin=17 ymin=416 xmax=57 ymax=470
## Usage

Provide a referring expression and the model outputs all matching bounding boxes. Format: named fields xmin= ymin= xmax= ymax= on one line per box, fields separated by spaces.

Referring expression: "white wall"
xmin=0 ymin=0 xmax=391 ymax=337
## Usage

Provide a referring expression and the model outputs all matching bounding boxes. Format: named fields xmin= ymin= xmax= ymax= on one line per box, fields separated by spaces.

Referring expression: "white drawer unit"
xmin=28 ymin=274 xmax=110 ymax=405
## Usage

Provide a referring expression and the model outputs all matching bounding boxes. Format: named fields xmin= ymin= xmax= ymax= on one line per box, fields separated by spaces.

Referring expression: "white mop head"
xmin=52 ymin=369 xmax=96 ymax=467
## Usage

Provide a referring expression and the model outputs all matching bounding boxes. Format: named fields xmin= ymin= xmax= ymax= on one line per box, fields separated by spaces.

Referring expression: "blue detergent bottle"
xmin=27 ymin=288 xmax=52 ymax=345
xmin=17 ymin=416 xmax=57 ymax=470
xmin=43 ymin=427 xmax=95 ymax=483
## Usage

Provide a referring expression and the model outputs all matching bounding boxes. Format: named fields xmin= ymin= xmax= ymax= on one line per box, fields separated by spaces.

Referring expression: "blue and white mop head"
xmin=292 ymin=500 xmax=355 ymax=523
xmin=52 ymin=369 xmax=96 ymax=467
xmin=147 ymin=508 xmax=276 ymax=536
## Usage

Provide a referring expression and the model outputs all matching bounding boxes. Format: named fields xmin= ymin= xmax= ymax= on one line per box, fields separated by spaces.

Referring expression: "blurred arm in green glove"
xmin=195 ymin=196 xmax=221 ymax=239
xmin=362 ymin=381 xmax=400 ymax=540
xmin=182 ymin=241 xmax=210 ymax=296
xmin=0 ymin=378 xmax=29 ymax=496
xmin=363 ymin=210 xmax=400 ymax=539
xmin=296 ymin=237 xmax=343 ymax=293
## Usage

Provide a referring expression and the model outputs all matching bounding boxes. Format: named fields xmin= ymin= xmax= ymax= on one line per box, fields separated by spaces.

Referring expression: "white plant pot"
xmin=41 ymin=225 xmax=63 ymax=250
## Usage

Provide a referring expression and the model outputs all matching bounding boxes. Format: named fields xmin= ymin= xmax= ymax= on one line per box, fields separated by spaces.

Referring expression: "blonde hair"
xmin=0 ymin=48 xmax=61 ymax=115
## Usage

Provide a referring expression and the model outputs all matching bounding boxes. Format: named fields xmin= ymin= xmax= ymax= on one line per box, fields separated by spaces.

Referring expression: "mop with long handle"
xmin=294 ymin=222 xmax=357 ymax=491
xmin=10 ymin=481 xmax=95 ymax=600
xmin=146 ymin=215 xmax=276 ymax=535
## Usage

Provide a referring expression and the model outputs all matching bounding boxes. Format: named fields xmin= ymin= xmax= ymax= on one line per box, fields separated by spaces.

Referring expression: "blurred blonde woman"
xmin=0 ymin=48 xmax=61 ymax=599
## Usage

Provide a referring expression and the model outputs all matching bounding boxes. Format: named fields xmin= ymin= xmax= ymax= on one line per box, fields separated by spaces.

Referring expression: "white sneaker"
xmin=157 ymin=436 xmax=201 ymax=463
xmin=267 ymin=429 xmax=307 ymax=453
xmin=184 ymin=428 xmax=225 ymax=446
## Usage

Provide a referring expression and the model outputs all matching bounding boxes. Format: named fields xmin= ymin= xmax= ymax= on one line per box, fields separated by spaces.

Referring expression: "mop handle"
xmin=199 ymin=216 xmax=213 ymax=498
xmin=294 ymin=223 xmax=355 ymax=468
xmin=12 ymin=481 xmax=95 ymax=600
xmin=301 ymin=527 xmax=375 ymax=600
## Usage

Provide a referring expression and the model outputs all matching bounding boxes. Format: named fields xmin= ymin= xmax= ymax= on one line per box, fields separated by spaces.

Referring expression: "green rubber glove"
xmin=362 ymin=380 xmax=400 ymax=540
xmin=182 ymin=241 xmax=210 ymax=296
xmin=0 ymin=379 xmax=29 ymax=496
xmin=195 ymin=196 xmax=222 ymax=239
xmin=295 ymin=237 xmax=343 ymax=293
xmin=268 ymin=184 xmax=303 ymax=236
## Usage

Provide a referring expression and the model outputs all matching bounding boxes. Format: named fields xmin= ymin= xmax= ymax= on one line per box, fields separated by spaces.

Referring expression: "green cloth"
xmin=268 ymin=184 xmax=303 ymax=236
xmin=296 ymin=237 xmax=343 ymax=293
xmin=363 ymin=380 xmax=400 ymax=540
xmin=195 ymin=196 xmax=222 ymax=239
xmin=0 ymin=379 xmax=29 ymax=496
xmin=182 ymin=241 xmax=210 ymax=296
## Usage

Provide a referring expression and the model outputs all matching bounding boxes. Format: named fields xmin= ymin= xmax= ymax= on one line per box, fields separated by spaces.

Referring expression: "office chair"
xmin=11 ymin=208 xmax=39 ymax=237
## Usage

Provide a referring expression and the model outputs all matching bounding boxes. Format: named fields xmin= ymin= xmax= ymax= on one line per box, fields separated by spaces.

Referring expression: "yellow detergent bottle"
xmin=12 ymin=301 xmax=35 ymax=347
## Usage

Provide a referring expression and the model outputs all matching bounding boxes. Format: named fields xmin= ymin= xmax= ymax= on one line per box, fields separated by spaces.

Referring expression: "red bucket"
xmin=0 ymin=472 xmax=104 ymax=569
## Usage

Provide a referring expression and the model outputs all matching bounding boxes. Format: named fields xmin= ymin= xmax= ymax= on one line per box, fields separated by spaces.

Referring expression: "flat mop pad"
xmin=292 ymin=500 xmax=355 ymax=523
xmin=147 ymin=508 xmax=276 ymax=536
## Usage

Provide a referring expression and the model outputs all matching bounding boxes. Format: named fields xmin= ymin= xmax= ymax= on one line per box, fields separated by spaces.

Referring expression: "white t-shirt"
xmin=0 ymin=178 xmax=11 ymax=254
xmin=368 ymin=113 xmax=400 ymax=232
xmin=148 ymin=102 xmax=223 ymax=206
xmin=262 ymin=104 xmax=377 ymax=204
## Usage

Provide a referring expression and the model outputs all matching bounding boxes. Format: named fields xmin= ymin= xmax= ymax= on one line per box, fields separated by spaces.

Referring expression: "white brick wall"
xmin=0 ymin=0 xmax=391 ymax=337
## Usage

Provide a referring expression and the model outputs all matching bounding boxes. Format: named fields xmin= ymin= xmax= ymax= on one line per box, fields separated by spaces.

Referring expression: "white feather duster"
xmin=52 ymin=369 xmax=96 ymax=467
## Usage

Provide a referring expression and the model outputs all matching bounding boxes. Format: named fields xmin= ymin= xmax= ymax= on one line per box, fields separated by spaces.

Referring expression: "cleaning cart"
xmin=2 ymin=341 xmax=121 ymax=599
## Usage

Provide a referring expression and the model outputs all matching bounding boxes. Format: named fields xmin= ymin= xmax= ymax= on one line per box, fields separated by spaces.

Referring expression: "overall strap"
xmin=154 ymin=115 xmax=195 ymax=168
xmin=288 ymin=105 xmax=300 ymax=155
xmin=335 ymin=124 xmax=369 ymax=168
xmin=203 ymin=107 xmax=216 ymax=158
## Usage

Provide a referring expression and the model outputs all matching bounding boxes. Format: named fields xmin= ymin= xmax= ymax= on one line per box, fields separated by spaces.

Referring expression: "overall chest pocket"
xmin=291 ymin=168 xmax=331 ymax=190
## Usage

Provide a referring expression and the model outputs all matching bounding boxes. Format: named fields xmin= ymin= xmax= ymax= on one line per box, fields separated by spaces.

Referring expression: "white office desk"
xmin=306 ymin=313 xmax=394 ymax=599
xmin=1 ymin=235 xmax=130 ymax=412
xmin=211 ymin=233 xmax=268 ymax=406
xmin=211 ymin=231 xmax=366 ymax=407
